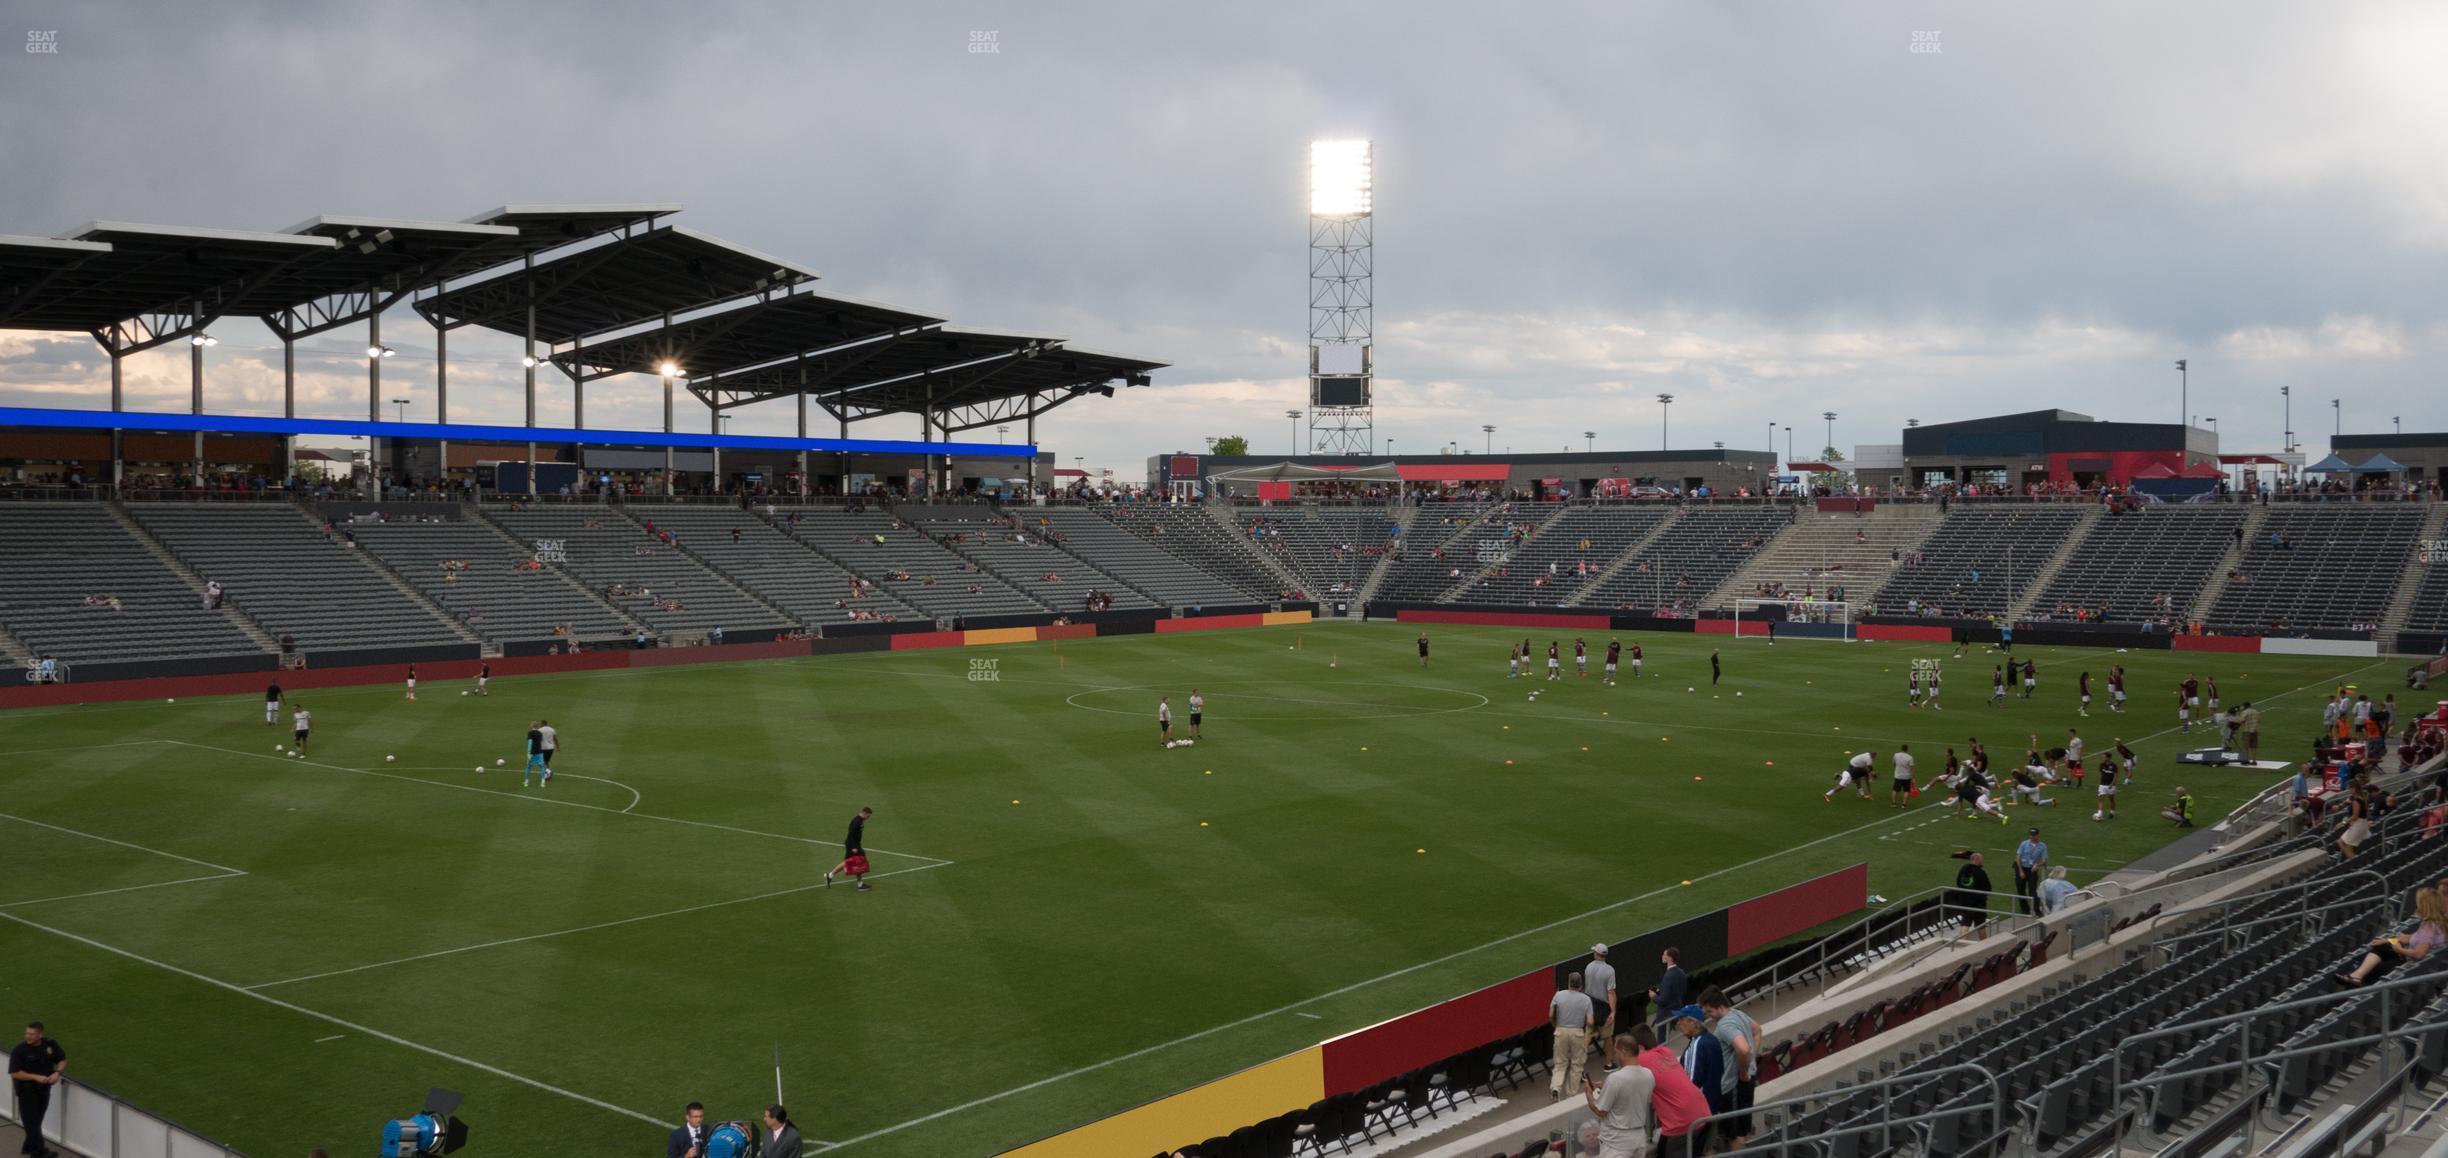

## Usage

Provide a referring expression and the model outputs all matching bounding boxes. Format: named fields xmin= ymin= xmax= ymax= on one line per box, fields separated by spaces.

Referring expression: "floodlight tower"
xmin=1308 ymin=139 xmax=1374 ymax=456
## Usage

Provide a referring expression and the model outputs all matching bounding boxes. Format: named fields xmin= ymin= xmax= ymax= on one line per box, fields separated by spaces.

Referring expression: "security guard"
xmin=9 ymin=1020 xmax=66 ymax=1158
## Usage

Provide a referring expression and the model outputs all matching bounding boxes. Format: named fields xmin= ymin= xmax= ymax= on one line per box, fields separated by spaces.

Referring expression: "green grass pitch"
xmin=0 ymin=624 xmax=2392 ymax=1155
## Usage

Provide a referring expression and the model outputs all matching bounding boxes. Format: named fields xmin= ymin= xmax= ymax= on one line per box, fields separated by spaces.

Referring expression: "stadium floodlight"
xmin=520 ymin=355 xmax=540 ymax=368
xmin=659 ymin=361 xmax=682 ymax=378
xmin=368 ymin=345 xmax=396 ymax=359
xmin=1310 ymin=140 xmax=1372 ymax=218
xmin=190 ymin=333 xmax=217 ymax=347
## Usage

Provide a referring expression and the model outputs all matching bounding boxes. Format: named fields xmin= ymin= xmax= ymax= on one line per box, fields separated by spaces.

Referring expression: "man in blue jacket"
xmin=1672 ymin=1006 xmax=1728 ymax=1117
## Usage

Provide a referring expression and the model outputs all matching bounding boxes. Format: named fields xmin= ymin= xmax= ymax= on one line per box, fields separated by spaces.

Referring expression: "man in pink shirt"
xmin=1628 ymin=1023 xmax=1713 ymax=1157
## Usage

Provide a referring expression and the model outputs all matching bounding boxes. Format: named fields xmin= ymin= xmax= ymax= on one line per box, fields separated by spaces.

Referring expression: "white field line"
xmin=165 ymin=740 xmax=948 ymax=865
xmin=0 ymin=907 xmax=669 ymax=1129
xmin=245 ymin=859 xmax=953 ymax=991
xmin=0 ymin=808 xmax=246 ymax=875
xmin=0 ymin=872 xmax=246 ymax=909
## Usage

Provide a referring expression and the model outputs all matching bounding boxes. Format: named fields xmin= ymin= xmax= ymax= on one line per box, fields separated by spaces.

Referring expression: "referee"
xmin=10 ymin=1021 xmax=65 ymax=1158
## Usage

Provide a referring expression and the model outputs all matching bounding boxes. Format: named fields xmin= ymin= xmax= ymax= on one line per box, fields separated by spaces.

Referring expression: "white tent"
xmin=1205 ymin=461 xmax=1404 ymax=483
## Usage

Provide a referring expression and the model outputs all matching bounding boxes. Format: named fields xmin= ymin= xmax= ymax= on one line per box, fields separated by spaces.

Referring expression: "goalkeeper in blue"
xmin=521 ymin=720 xmax=548 ymax=787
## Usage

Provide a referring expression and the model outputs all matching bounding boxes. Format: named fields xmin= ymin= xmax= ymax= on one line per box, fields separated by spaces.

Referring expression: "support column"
xmin=109 ymin=340 xmax=123 ymax=491
xmin=839 ymin=410 xmax=850 ymax=495
xmin=662 ymin=370 xmax=675 ymax=495
xmin=435 ymin=285 xmax=450 ymax=493
xmin=282 ymin=337 xmax=296 ymax=484
xmin=524 ymin=253 xmax=538 ymax=495
xmin=922 ymin=380 xmax=935 ymax=498
xmin=796 ymin=364 xmax=809 ymax=498
xmin=367 ymin=308 xmax=382 ymax=497
xmin=1025 ymin=408 xmax=1037 ymax=494
xmin=709 ymin=397 xmax=721 ymax=490
xmin=190 ymin=300 xmax=206 ymax=486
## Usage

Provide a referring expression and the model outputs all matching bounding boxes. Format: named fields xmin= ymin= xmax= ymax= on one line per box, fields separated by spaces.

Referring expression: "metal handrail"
xmin=2148 ymin=869 xmax=2392 ymax=941
xmin=2153 ymin=895 xmax=2393 ymax=953
xmin=2105 ymin=969 xmax=2448 ymax=1151
xmin=1726 ymin=887 xmax=2028 ymax=1017
xmin=1696 ymin=1061 xmax=2005 ymax=1157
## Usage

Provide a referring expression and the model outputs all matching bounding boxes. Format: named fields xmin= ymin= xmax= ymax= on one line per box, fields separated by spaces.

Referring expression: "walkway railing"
xmin=3 ymin=1074 xmax=245 ymax=1157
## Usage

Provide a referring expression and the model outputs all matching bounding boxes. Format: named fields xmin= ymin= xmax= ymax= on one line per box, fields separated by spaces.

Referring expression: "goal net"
xmin=1731 ymin=597 xmax=1854 ymax=642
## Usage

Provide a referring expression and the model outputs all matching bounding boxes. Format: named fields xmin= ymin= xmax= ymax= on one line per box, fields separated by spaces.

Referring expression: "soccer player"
xmin=2010 ymin=762 xmax=2057 ymax=808
xmin=1602 ymin=639 xmax=1623 ymax=686
xmin=1417 ymin=631 xmax=1430 ymax=668
xmin=1828 ymin=751 xmax=1876 ymax=801
xmin=2176 ymin=685 xmax=2192 ymax=734
xmin=1547 ymin=641 xmax=1562 ymax=682
xmin=1508 ymin=641 xmax=1523 ymax=679
xmin=1999 ymin=623 xmax=2014 ymax=653
xmin=1187 ymin=689 xmax=1204 ymax=740
xmin=290 ymin=703 xmax=312 ymax=755
xmin=2204 ymin=675 xmax=2220 ymax=714
xmin=536 ymin=718 xmax=558 ymax=782
xmin=1969 ymin=778 xmax=2011 ymax=824
xmin=2077 ymin=670 xmax=2092 ymax=717
xmin=2113 ymin=738 xmax=2138 ymax=785
xmin=264 ymin=680 xmax=283 ymax=725
xmin=1710 ymin=648 xmax=1721 ymax=686
xmin=2020 ymin=659 xmax=2037 ymax=700
xmin=520 ymin=720 xmax=546 ymax=786
xmin=1991 ymin=666 xmax=2007 ymax=707
xmin=1890 ymin=744 xmax=1918 ymax=807
xmin=1908 ymin=666 xmax=1924 ymax=709
xmin=2092 ymin=754 xmax=2120 ymax=820
xmin=1158 ymin=696 xmax=1174 ymax=747
xmin=1573 ymin=638 xmax=1588 ymax=678
xmin=825 ymin=807 xmax=874 ymax=890
xmin=405 ymin=664 xmax=417 ymax=701
xmin=2109 ymin=665 xmax=2127 ymax=713
xmin=2064 ymin=729 xmax=2086 ymax=789
xmin=1927 ymin=664 xmax=1943 ymax=711
xmin=476 ymin=661 xmax=491 ymax=697
xmin=2182 ymin=673 xmax=2201 ymax=723
xmin=1630 ymin=643 xmax=1644 ymax=679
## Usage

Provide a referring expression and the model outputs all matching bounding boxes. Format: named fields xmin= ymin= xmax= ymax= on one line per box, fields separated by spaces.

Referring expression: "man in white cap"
xmin=1584 ymin=943 xmax=1620 ymax=1068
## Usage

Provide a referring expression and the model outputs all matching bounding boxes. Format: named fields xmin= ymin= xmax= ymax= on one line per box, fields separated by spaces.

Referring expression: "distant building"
xmin=2329 ymin=433 xmax=2446 ymax=485
xmin=1149 ymin=449 xmax=1776 ymax=501
xmin=1899 ymin=409 xmax=2219 ymax=490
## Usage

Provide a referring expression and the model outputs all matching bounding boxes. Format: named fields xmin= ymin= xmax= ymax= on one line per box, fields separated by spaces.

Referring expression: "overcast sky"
xmin=4 ymin=1 xmax=2444 ymax=476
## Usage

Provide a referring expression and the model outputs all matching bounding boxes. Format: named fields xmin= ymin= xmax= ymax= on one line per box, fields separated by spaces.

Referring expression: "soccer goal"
xmin=1731 ymin=597 xmax=1855 ymax=642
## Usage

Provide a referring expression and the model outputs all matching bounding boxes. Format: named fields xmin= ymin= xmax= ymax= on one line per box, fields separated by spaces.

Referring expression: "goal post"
xmin=1731 ymin=597 xmax=1854 ymax=642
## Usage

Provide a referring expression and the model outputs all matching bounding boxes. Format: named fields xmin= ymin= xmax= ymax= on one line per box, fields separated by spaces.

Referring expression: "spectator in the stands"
xmin=2038 ymin=866 xmax=2079 ymax=913
xmin=2336 ymin=888 xmax=2448 ymax=986
xmin=1580 ymin=1031 xmax=1655 ymax=1158
xmin=1627 ymin=1022 xmax=1711 ymax=1158
xmin=1699 ymin=987 xmax=1758 ymax=1149
xmin=1648 ymin=946 xmax=1687 ymax=1034
xmin=1549 ymin=972 xmax=1595 ymax=1101
xmin=1671 ymin=1006 xmax=1726 ymax=1117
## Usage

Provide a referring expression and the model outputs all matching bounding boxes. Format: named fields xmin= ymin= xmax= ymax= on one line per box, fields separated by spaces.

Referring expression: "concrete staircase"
xmin=1705 ymin=502 xmax=1941 ymax=610
xmin=1351 ymin=506 xmax=1415 ymax=603
xmin=1438 ymin=503 xmax=1579 ymax=602
xmin=2381 ymin=502 xmax=2448 ymax=636
xmin=279 ymin=504 xmax=486 ymax=648
xmin=1559 ymin=510 xmax=1683 ymax=605
xmin=2002 ymin=504 xmax=2105 ymax=620
xmin=462 ymin=505 xmax=652 ymax=636
xmin=2178 ymin=505 xmax=2270 ymax=627
xmin=607 ymin=504 xmax=809 ymax=628
xmin=1202 ymin=503 xmax=1309 ymax=596
xmin=102 ymin=501 xmax=282 ymax=654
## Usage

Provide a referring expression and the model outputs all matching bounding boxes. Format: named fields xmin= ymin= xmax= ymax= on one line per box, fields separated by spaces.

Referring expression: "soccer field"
xmin=0 ymin=623 xmax=2391 ymax=1156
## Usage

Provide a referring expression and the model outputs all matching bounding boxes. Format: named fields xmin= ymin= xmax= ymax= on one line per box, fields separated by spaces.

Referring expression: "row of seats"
xmin=481 ymin=506 xmax=790 ymax=636
xmin=1100 ymin=506 xmax=1296 ymax=599
xmin=624 ymin=506 xmax=920 ymax=626
xmin=2207 ymin=504 xmax=2430 ymax=633
xmin=2031 ymin=505 xmax=2247 ymax=624
xmin=1035 ymin=509 xmax=1253 ymax=607
xmin=349 ymin=519 xmax=635 ymax=643
xmin=1373 ymin=502 xmax=1539 ymax=602
xmin=778 ymin=510 xmax=1046 ymax=618
xmin=1453 ymin=506 xmax=1670 ymax=606
xmin=130 ymin=503 xmax=470 ymax=651
xmin=0 ymin=504 xmax=264 ymax=663
xmin=916 ymin=516 xmax=1156 ymax=612
xmin=1870 ymin=505 xmax=2091 ymax=620
xmin=1580 ymin=507 xmax=1792 ymax=609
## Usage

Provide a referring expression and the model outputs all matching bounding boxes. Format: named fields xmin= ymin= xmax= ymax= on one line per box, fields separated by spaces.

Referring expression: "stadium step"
xmin=463 ymin=505 xmax=651 ymax=635
xmin=2381 ymin=504 xmax=2448 ymax=635
xmin=2003 ymin=504 xmax=2104 ymax=621
xmin=606 ymin=505 xmax=808 ymax=632
xmin=1352 ymin=506 xmax=1415 ymax=603
xmin=1438 ymin=502 xmax=1579 ymax=603
xmin=2182 ymin=504 xmax=2270 ymax=626
xmin=278 ymin=504 xmax=486 ymax=647
xmin=103 ymin=500 xmax=281 ymax=655
xmin=1697 ymin=500 xmax=1939 ymax=610
xmin=1560 ymin=507 xmax=1684 ymax=604
xmin=1200 ymin=502 xmax=1310 ymax=596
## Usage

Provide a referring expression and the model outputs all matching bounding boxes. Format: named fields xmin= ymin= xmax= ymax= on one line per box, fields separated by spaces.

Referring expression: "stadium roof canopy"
xmin=690 ymin=326 xmax=1166 ymax=431
xmin=0 ymin=205 xmax=677 ymax=354
xmin=551 ymin=289 xmax=943 ymax=384
xmin=413 ymin=224 xmax=819 ymax=343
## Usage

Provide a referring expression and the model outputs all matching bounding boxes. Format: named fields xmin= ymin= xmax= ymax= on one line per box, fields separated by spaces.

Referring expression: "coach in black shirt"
xmin=9 ymin=1021 xmax=65 ymax=1158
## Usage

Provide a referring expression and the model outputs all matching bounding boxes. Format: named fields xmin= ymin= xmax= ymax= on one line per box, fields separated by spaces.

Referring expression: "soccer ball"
xmin=385 ymin=755 xmax=395 ymax=763
xmin=1180 ymin=739 xmax=1195 ymax=747
xmin=460 ymin=690 xmax=469 ymax=697
xmin=290 ymin=751 xmax=302 ymax=759
xmin=1165 ymin=741 xmax=1177 ymax=749
xmin=474 ymin=766 xmax=484 ymax=773
xmin=274 ymin=744 xmax=283 ymax=752
xmin=1686 ymin=687 xmax=1695 ymax=693
xmin=1736 ymin=691 xmax=1744 ymax=697
xmin=495 ymin=758 xmax=506 ymax=766
xmin=166 ymin=698 xmax=175 ymax=703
